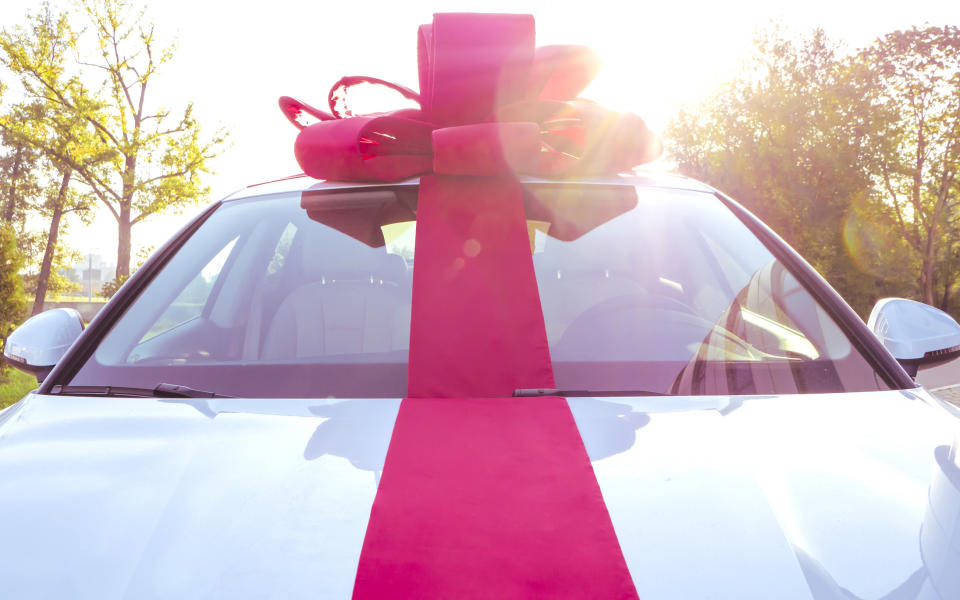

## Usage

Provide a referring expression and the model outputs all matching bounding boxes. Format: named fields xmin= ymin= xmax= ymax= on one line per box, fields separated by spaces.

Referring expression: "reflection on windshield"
xmin=670 ymin=261 xmax=875 ymax=395
xmin=538 ymin=190 xmax=888 ymax=396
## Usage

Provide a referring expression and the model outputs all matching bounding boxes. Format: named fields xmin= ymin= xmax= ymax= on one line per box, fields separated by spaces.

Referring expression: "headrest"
xmin=300 ymin=227 xmax=407 ymax=280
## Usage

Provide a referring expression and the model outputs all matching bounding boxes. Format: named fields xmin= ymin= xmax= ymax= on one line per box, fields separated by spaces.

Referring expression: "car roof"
xmin=223 ymin=171 xmax=718 ymax=202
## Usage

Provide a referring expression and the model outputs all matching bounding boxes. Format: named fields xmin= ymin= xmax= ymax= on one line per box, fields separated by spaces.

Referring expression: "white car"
xmin=2 ymin=173 xmax=959 ymax=599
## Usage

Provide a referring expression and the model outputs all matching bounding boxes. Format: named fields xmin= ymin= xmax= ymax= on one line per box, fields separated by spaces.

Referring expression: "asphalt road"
xmin=917 ymin=356 xmax=960 ymax=407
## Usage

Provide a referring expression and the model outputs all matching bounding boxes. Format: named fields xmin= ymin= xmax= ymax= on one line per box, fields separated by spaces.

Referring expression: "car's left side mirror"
xmin=2 ymin=308 xmax=85 ymax=383
xmin=868 ymin=298 xmax=960 ymax=378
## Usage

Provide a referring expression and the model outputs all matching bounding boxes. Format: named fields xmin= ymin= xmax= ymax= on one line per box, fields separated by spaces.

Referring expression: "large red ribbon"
xmin=282 ymin=13 xmax=644 ymax=598
xmin=351 ymin=397 xmax=639 ymax=599
xmin=407 ymin=174 xmax=556 ymax=398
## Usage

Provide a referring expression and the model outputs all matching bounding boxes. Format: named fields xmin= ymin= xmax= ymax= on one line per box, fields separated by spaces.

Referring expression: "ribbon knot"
xmin=432 ymin=122 xmax=541 ymax=176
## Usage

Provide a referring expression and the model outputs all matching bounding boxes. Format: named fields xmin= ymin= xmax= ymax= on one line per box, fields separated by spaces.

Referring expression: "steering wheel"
xmin=553 ymin=292 xmax=716 ymax=361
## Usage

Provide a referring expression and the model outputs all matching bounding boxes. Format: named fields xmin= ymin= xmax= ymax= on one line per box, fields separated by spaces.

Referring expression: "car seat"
xmin=259 ymin=230 xmax=411 ymax=361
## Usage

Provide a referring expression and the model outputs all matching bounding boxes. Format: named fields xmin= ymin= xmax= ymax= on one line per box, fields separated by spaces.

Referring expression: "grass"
xmin=0 ymin=368 xmax=37 ymax=410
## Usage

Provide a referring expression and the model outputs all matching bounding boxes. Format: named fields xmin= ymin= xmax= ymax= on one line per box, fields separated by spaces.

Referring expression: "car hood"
xmin=0 ymin=390 xmax=957 ymax=599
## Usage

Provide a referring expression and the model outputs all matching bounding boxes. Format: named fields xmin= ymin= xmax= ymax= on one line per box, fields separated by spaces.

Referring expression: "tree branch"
xmin=881 ymin=163 xmax=923 ymax=253
xmin=13 ymin=61 xmax=122 ymax=148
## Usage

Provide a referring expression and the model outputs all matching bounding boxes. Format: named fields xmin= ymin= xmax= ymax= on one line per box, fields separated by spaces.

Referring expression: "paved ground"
xmin=915 ymin=357 xmax=960 ymax=406
xmin=916 ymin=356 xmax=960 ymax=388
xmin=928 ymin=384 xmax=960 ymax=407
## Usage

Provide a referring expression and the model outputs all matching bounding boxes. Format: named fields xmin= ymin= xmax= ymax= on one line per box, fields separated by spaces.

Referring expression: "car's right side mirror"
xmin=868 ymin=298 xmax=960 ymax=378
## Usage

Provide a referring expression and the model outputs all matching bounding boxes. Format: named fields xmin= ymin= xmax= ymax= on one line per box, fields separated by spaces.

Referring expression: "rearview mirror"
xmin=2 ymin=308 xmax=85 ymax=382
xmin=868 ymin=298 xmax=960 ymax=377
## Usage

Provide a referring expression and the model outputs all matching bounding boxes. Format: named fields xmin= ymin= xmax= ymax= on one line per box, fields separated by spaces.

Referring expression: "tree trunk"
xmin=921 ymin=255 xmax=936 ymax=306
xmin=920 ymin=217 xmax=939 ymax=306
xmin=941 ymin=276 xmax=951 ymax=312
xmin=32 ymin=169 xmax=72 ymax=316
xmin=117 ymin=204 xmax=132 ymax=278
xmin=3 ymin=144 xmax=24 ymax=223
xmin=116 ymin=156 xmax=137 ymax=278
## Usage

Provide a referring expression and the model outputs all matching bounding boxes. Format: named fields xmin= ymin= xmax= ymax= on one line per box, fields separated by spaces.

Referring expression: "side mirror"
xmin=868 ymin=298 xmax=960 ymax=377
xmin=2 ymin=308 xmax=85 ymax=382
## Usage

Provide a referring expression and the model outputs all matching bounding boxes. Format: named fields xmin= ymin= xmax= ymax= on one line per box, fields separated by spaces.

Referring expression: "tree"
xmin=0 ymin=224 xmax=26 ymax=361
xmin=28 ymin=166 xmax=96 ymax=313
xmin=667 ymin=26 xmax=907 ymax=316
xmin=0 ymin=6 xmax=104 ymax=313
xmin=0 ymin=0 xmax=227 ymax=278
xmin=20 ymin=231 xmax=81 ymax=300
xmin=100 ymin=244 xmax=151 ymax=298
xmin=0 ymin=127 xmax=42 ymax=229
xmin=853 ymin=26 xmax=960 ymax=307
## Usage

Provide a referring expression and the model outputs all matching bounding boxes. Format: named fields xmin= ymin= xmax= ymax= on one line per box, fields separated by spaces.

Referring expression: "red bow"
xmin=279 ymin=14 xmax=661 ymax=181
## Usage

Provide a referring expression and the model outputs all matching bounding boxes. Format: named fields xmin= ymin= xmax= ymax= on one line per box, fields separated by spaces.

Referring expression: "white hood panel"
xmin=569 ymin=391 xmax=960 ymax=600
xmin=0 ymin=395 xmax=401 ymax=599
xmin=0 ymin=390 xmax=958 ymax=599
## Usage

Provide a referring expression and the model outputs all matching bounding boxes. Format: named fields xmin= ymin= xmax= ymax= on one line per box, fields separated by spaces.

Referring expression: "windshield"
xmin=65 ymin=183 xmax=890 ymax=398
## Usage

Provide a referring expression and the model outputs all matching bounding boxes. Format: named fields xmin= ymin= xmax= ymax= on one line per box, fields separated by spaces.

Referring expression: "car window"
xmin=139 ymin=237 xmax=237 ymax=343
xmin=66 ymin=184 xmax=890 ymax=398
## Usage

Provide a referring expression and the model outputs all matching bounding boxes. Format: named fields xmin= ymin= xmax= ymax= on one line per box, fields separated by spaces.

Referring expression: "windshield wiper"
xmin=513 ymin=388 xmax=667 ymax=397
xmin=49 ymin=383 xmax=232 ymax=399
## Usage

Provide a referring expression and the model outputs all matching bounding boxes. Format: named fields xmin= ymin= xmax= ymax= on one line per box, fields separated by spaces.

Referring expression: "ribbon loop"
xmin=278 ymin=96 xmax=336 ymax=131
xmin=293 ymin=115 xmax=434 ymax=181
xmin=327 ymin=76 xmax=422 ymax=119
xmin=418 ymin=13 xmax=535 ymax=126
xmin=528 ymin=45 xmax=601 ymax=101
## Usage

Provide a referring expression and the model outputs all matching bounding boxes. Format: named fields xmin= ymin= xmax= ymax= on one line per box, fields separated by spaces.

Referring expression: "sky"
xmin=1 ymin=0 xmax=958 ymax=270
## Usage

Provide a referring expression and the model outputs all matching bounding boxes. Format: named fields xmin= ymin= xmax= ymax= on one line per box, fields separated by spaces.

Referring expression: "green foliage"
xmin=0 ymin=224 xmax=27 ymax=362
xmin=0 ymin=0 xmax=228 ymax=279
xmin=99 ymin=244 xmax=150 ymax=298
xmin=99 ymin=273 xmax=128 ymax=298
xmin=666 ymin=24 xmax=960 ymax=317
xmin=0 ymin=5 xmax=104 ymax=314
xmin=0 ymin=128 xmax=42 ymax=228
xmin=20 ymin=231 xmax=82 ymax=298
xmin=851 ymin=26 xmax=960 ymax=307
